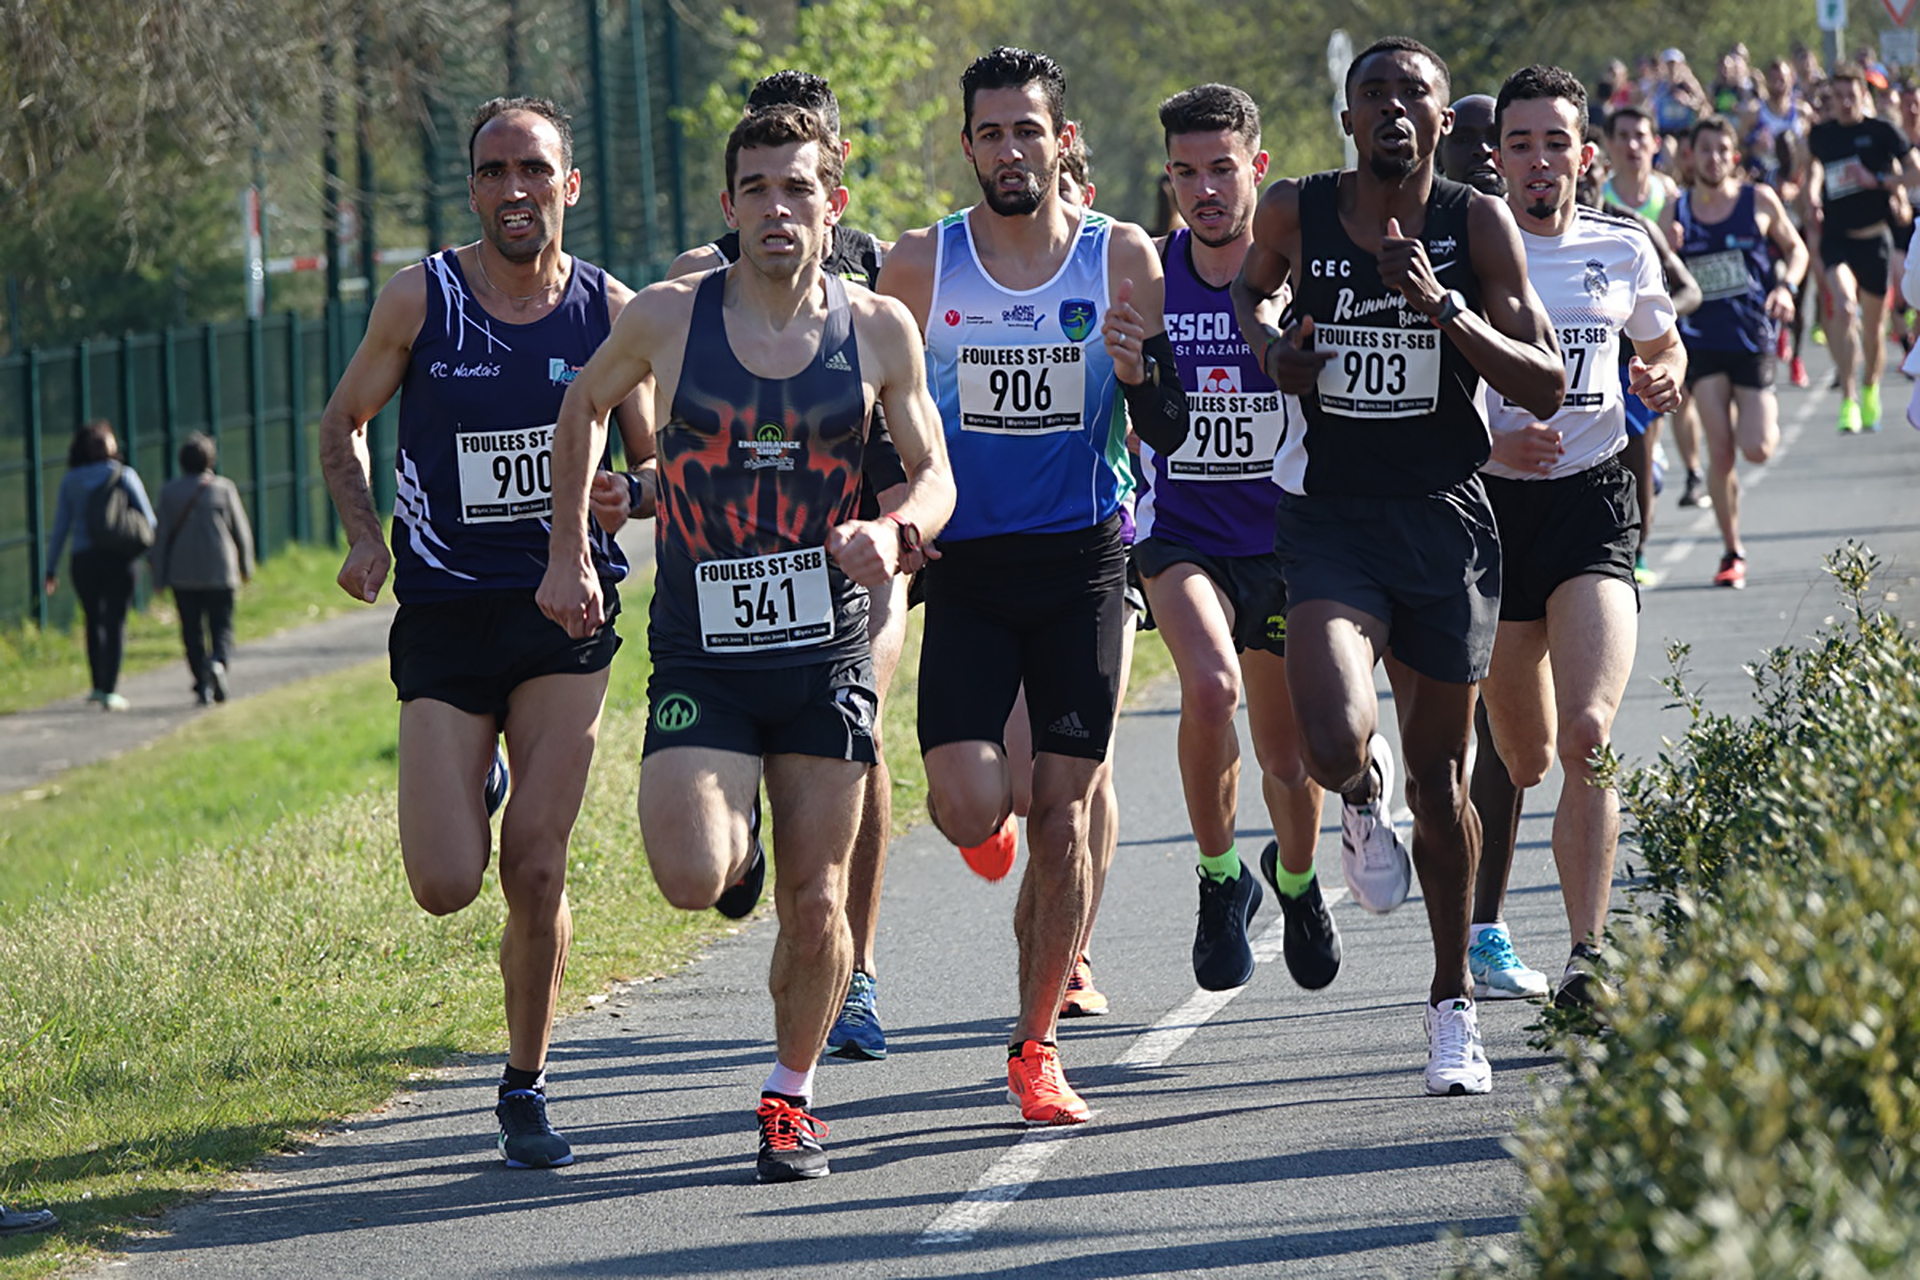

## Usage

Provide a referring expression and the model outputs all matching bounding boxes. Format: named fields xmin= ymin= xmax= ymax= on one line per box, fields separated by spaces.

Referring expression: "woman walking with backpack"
xmin=42 ymin=419 xmax=156 ymax=711
xmin=153 ymin=432 xmax=254 ymax=705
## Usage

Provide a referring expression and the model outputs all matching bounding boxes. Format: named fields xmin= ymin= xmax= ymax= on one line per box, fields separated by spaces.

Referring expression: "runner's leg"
xmin=1385 ymin=659 xmax=1480 ymax=1006
xmin=764 ymin=751 xmax=866 ymax=1071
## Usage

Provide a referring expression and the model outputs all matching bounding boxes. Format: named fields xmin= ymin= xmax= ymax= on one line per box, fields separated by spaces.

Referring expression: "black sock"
xmin=1007 ymin=1039 xmax=1056 ymax=1059
xmin=500 ymin=1064 xmax=545 ymax=1098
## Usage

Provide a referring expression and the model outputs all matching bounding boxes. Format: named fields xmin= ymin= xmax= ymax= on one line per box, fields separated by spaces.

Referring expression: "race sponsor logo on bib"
xmin=1313 ymin=324 xmax=1442 ymax=418
xmin=456 ymin=424 xmax=554 ymax=523
xmin=957 ymin=343 xmax=1086 ymax=435
xmin=1687 ymin=249 xmax=1750 ymax=302
xmin=1169 ymin=367 xmax=1285 ymax=479
xmin=694 ymin=546 xmax=834 ymax=653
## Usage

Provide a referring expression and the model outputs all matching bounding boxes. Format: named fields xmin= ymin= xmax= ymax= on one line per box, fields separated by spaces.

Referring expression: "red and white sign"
xmin=1887 ymin=0 xmax=1913 ymax=25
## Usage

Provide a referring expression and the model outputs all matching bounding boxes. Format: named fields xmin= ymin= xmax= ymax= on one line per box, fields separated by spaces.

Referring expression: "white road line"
xmin=915 ymin=884 xmax=1348 ymax=1247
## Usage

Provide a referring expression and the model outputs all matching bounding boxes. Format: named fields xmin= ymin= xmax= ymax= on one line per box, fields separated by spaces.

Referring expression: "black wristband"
xmin=624 ymin=471 xmax=646 ymax=516
xmin=1123 ymin=332 xmax=1188 ymax=455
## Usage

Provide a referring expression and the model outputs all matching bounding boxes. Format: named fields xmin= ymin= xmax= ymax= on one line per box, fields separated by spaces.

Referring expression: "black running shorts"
xmin=642 ymin=653 xmax=877 ymax=762
xmin=1133 ymin=535 xmax=1289 ymax=656
xmin=1273 ymin=479 xmax=1500 ymax=684
xmin=389 ymin=586 xmax=621 ymax=726
xmin=1684 ymin=344 xmax=1774 ymax=390
xmin=917 ymin=515 xmax=1127 ymax=761
xmin=1821 ymin=226 xmax=1892 ymax=298
xmin=1482 ymin=457 xmax=1641 ymax=623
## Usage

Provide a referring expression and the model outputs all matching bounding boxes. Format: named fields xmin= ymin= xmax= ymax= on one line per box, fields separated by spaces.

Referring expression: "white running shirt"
xmin=1482 ymin=206 xmax=1675 ymax=480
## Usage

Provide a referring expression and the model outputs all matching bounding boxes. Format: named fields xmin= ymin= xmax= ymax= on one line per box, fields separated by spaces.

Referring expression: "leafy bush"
xmin=1454 ymin=545 xmax=1920 ymax=1278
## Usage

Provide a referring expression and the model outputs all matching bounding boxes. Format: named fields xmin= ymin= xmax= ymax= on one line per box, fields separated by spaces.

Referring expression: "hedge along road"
xmin=79 ymin=347 xmax=1920 ymax=1279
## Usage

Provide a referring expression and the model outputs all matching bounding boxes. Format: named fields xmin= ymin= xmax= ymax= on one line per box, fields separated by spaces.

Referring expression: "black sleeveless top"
xmin=1291 ymin=171 xmax=1489 ymax=497
xmin=649 ymin=269 xmax=871 ymax=668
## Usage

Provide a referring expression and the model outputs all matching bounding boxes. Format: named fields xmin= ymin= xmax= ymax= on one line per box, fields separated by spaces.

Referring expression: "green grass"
xmin=0 ymin=588 xmax=1174 ymax=1278
xmin=0 ymin=540 xmax=359 ymax=715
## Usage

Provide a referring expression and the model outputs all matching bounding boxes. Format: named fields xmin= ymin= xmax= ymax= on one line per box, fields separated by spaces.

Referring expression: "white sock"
xmin=1469 ymin=922 xmax=1503 ymax=944
xmin=763 ymin=1061 xmax=815 ymax=1105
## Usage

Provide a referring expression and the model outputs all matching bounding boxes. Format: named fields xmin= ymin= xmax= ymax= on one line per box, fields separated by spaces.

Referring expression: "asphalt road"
xmin=86 ymin=350 xmax=1920 ymax=1278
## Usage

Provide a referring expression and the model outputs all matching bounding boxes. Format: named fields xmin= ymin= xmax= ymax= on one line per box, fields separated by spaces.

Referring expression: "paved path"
xmin=62 ymin=350 xmax=1920 ymax=1277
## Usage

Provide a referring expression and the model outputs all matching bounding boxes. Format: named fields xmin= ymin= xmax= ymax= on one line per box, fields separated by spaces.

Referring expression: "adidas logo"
xmin=1048 ymin=711 xmax=1092 ymax=740
xmin=824 ymin=349 xmax=852 ymax=372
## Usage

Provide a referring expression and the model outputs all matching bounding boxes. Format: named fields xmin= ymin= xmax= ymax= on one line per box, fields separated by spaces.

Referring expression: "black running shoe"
xmin=1553 ymin=943 xmax=1614 ymax=1012
xmin=484 ymin=744 xmax=509 ymax=818
xmin=715 ymin=806 xmax=766 ymax=920
xmin=496 ymin=1089 xmax=574 ymax=1168
xmin=1261 ymin=840 xmax=1342 ymax=990
xmin=756 ymin=1093 xmax=830 ymax=1182
xmin=1192 ymin=862 xmax=1263 ymax=991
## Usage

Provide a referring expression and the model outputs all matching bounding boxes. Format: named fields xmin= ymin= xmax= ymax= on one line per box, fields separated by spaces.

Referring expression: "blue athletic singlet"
xmin=649 ymin=269 xmax=871 ymax=669
xmin=925 ymin=207 xmax=1127 ymax=541
xmin=392 ymin=249 xmax=626 ymax=602
xmin=1136 ymin=229 xmax=1283 ymax=557
xmin=1674 ymin=186 xmax=1773 ymax=355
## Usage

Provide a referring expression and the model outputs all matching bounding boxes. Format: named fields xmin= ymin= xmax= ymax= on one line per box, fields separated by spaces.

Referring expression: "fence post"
xmin=161 ymin=327 xmax=181 ymax=483
xmin=25 ymin=350 xmax=47 ymax=630
xmin=586 ymin=0 xmax=616 ymax=269
xmin=288 ymin=309 xmax=309 ymax=544
xmin=664 ymin=1 xmax=689 ymax=251
xmin=628 ymin=0 xmax=663 ymax=274
xmin=119 ymin=332 xmax=139 ymax=476
xmin=249 ymin=313 xmax=269 ymax=563
xmin=202 ymin=322 xmax=220 ymax=441
xmin=75 ymin=340 xmax=92 ymax=423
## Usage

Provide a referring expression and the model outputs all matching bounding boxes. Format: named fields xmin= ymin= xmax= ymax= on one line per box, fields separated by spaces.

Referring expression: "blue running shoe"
xmin=496 ymin=1089 xmax=573 ymax=1168
xmin=824 ymin=970 xmax=887 ymax=1060
xmin=484 ymin=744 xmax=509 ymax=818
xmin=1469 ymin=923 xmax=1549 ymax=999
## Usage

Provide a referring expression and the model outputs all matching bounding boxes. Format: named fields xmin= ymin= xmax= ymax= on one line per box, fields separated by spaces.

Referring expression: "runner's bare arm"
xmin=1105 ymin=222 xmax=1186 ymax=453
xmin=594 ymin=276 xmax=658 ymax=531
xmin=831 ymin=292 xmax=956 ymax=586
xmin=1232 ymin=181 xmax=1331 ymax=395
xmin=875 ymin=226 xmax=938 ymax=334
xmin=667 ymin=243 xmax=727 ymax=280
xmin=318 ymin=265 xmax=427 ymax=602
xmin=1451 ymin=193 xmax=1564 ymax=421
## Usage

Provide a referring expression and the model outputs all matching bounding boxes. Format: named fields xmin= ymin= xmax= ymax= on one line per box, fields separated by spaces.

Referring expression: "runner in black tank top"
xmin=1230 ymin=38 xmax=1564 ymax=1100
xmin=538 ymin=105 xmax=955 ymax=1184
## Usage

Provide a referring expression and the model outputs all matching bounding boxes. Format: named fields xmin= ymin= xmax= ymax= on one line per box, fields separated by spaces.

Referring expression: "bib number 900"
xmin=493 ymin=450 xmax=551 ymax=502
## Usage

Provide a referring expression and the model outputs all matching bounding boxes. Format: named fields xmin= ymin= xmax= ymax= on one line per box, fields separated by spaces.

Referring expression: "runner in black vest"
xmin=320 ymin=97 xmax=646 ymax=1170
xmin=1231 ymin=37 xmax=1563 ymax=1098
xmin=538 ymin=105 xmax=954 ymax=1183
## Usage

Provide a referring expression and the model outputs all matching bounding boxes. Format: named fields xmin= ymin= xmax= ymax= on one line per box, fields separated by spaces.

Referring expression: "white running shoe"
xmin=1341 ymin=733 xmax=1412 ymax=914
xmin=1468 ymin=923 xmax=1551 ymax=999
xmin=1424 ymin=998 xmax=1493 ymax=1096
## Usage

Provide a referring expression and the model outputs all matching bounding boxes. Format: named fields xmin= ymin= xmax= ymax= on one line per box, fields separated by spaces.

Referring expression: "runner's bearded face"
xmin=726 ymin=140 xmax=843 ymax=281
xmin=469 ymin=113 xmax=579 ymax=265
xmin=1166 ymin=128 xmax=1265 ymax=248
xmin=1692 ymin=130 xmax=1738 ymax=187
xmin=1496 ymin=96 xmax=1591 ymax=223
xmin=964 ymin=85 xmax=1064 ymax=218
xmin=1346 ymin=51 xmax=1450 ymax=181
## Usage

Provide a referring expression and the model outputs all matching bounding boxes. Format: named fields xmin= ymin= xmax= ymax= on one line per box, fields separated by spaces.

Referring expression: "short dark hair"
xmin=68 ymin=419 xmax=116 ymax=469
xmin=1689 ymin=114 xmax=1739 ymax=148
xmin=1158 ymin=83 xmax=1261 ymax=153
xmin=179 ymin=431 xmax=217 ymax=475
xmin=725 ymin=104 xmax=846 ymax=194
xmin=1059 ymin=122 xmax=1090 ymax=191
xmin=467 ymin=96 xmax=574 ymax=172
xmin=1345 ymin=36 xmax=1450 ymax=102
xmin=1606 ymin=105 xmax=1655 ymax=137
xmin=1831 ymin=66 xmax=1868 ymax=91
xmin=1495 ymin=64 xmax=1588 ymax=134
xmin=961 ymin=46 xmax=1067 ymax=135
xmin=748 ymin=70 xmax=840 ymax=136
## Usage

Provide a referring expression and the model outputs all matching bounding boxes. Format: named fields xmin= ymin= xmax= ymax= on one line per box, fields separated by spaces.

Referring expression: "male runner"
xmin=1745 ymin=58 xmax=1812 ymax=386
xmin=1603 ymin=107 xmax=1706 ymax=508
xmin=1140 ymin=83 xmax=1341 ymax=993
xmin=1660 ymin=116 xmax=1806 ymax=587
xmin=538 ymin=104 xmax=954 ymax=1181
xmin=1806 ymin=68 xmax=1917 ymax=431
xmin=320 ymin=97 xmax=640 ymax=1168
xmin=881 ymin=46 xmax=1187 ymax=1124
xmin=661 ymin=70 xmax=908 ymax=1062
xmin=1479 ymin=65 xmax=1684 ymax=1008
xmin=1231 ymin=36 xmax=1564 ymax=1095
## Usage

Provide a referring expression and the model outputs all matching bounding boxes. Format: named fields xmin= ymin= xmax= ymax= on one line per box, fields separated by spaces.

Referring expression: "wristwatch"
xmin=884 ymin=512 xmax=922 ymax=570
xmin=1432 ymin=289 xmax=1468 ymax=327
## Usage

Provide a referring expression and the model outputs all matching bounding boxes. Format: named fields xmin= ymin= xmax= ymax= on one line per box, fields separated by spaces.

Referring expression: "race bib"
xmin=1314 ymin=324 xmax=1442 ymax=418
xmin=1825 ymin=157 xmax=1876 ymax=201
xmin=1549 ymin=324 xmax=1619 ymax=412
xmin=694 ymin=546 xmax=834 ymax=653
xmin=456 ymin=425 xmax=554 ymax=523
xmin=957 ymin=343 xmax=1087 ymax=435
xmin=1688 ymin=250 xmax=1750 ymax=302
xmin=1168 ymin=379 xmax=1286 ymax=480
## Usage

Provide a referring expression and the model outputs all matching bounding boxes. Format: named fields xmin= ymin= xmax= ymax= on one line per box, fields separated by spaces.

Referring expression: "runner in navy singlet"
xmin=538 ymin=105 xmax=954 ymax=1183
xmin=1231 ymin=37 xmax=1564 ymax=1098
xmin=1138 ymin=84 xmax=1343 ymax=998
xmin=320 ymin=97 xmax=645 ymax=1170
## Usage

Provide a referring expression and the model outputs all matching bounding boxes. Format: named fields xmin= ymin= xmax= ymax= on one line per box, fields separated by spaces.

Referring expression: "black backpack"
xmin=85 ymin=462 xmax=155 ymax=559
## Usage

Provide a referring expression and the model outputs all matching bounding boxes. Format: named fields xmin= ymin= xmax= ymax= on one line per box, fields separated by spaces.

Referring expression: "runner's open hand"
xmin=1263 ymin=315 xmax=1334 ymax=395
xmin=1378 ymin=217 xmax=1446 ymax=316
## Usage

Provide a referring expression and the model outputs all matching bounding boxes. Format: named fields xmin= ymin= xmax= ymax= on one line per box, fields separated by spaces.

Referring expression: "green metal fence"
xmin=0 ymin=303 xmax=388 ymax=630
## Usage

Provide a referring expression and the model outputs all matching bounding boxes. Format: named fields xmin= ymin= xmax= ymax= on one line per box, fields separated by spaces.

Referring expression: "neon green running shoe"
xmin=1839 ymin=398 xmax=1862 ymax=434
xmin=1862 ymin=383 xmax=1882 ymax=431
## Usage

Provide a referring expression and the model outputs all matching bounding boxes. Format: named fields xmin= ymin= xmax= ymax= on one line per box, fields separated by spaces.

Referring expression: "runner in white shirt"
xmin=1476 ymin=66 xmax=1685 ymax=1011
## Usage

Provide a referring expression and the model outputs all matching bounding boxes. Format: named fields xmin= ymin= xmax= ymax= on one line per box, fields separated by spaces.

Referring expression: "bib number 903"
xmin=1340 ymin=350 xmax=1408 ymax=397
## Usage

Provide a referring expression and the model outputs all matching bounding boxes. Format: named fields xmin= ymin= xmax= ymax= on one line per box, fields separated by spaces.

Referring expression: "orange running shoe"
xmin=959 ymin=812 xmax=1018 ymax=881
xmin=1006 ymin=1040 xmax=1091 ymax=1125
xmin=1059 ymin=954 xmax=1110 ymax=1017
